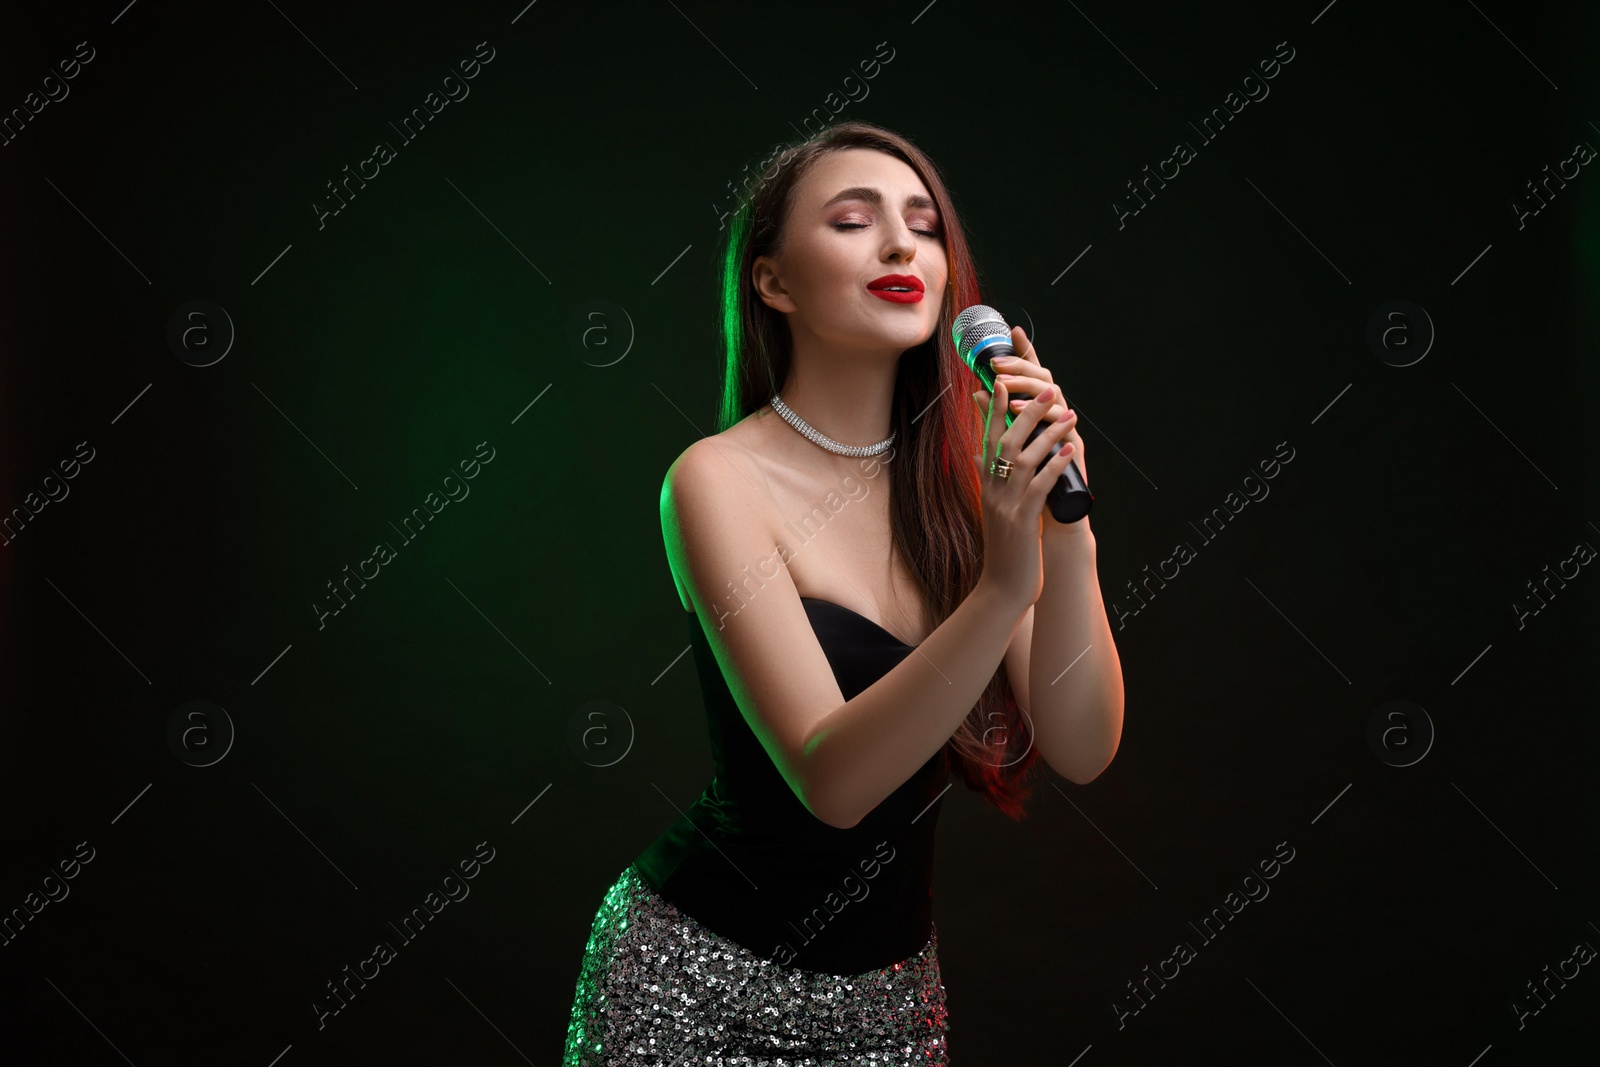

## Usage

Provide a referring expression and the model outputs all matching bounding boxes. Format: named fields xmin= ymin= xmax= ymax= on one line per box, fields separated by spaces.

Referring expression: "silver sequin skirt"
xmin=563 ymin=862 xmax=950 ymax=1065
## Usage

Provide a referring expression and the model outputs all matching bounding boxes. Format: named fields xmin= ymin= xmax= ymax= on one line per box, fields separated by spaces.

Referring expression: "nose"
xmin=883 ymin=220 xmax=917 ymax=263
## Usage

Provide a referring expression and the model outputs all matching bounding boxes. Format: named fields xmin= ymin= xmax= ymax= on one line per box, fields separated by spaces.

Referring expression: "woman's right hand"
xmin=970 ymin=378 xmax=1080 ymax=614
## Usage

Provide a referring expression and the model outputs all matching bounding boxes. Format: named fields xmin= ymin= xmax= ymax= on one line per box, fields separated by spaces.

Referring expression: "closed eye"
xmin=834 ymin=222 xmax=941 ymax=238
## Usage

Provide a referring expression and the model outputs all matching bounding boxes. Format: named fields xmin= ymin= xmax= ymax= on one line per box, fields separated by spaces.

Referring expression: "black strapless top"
xmin=632 ymin=597 xmax=950 ymax=975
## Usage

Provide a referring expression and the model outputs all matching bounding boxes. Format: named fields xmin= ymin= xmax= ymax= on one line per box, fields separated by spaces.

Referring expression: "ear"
xmin=751 ymin=254 xmax=798 ymax=314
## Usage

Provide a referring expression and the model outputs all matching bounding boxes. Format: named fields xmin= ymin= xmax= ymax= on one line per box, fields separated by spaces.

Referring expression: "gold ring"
xmin=990 ymin=456 xmax=1014 ymax=481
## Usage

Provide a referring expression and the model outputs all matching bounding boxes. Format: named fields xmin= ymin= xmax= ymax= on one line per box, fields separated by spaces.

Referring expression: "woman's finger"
xmin=993 ymin=363 xmax=1052 ymax=389
xmin=998 ymin=383 xmax=1056 ymax=462
xmin=1009 ymin=398 xmax=1070 ymax=422
xmin=1011 ymin=325 xmax=1040 ymax=365
xmin=1018 ymin=409 xmax=1077 ymax=471
xmin=994 ymin=364 xmax=1055 ymax=411
xmin=985 ymin=377 xmax=1009 ymax=463
xmin=1024 ymin=437 xmax=1079 ymax=507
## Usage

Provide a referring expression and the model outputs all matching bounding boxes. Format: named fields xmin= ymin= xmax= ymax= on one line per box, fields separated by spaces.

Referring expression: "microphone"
xmin=953 ymin=304 xmax=1094 ymax=524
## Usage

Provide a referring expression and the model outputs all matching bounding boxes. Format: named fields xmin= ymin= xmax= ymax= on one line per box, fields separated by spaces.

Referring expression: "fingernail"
xmin=991 ymin=356 xmax=1012 ymax=365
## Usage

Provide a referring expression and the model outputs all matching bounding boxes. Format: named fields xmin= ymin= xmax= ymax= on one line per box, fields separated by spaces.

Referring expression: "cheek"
xmin=814 ymin=245 xmax=863 ymax=295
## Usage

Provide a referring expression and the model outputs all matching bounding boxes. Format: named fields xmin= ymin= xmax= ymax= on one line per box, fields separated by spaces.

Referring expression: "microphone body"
xmin=953 ymin=305 xmax=1094 ymax=524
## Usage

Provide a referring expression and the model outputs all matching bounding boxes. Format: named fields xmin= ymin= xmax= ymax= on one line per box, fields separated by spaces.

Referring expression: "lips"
xmin=866 ymin=274 xmax=924 ymax=303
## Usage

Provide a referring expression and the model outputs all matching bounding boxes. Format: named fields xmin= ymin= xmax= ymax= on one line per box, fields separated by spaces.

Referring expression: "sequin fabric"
xmin=563 ymin=863 xmax=950 ymax=1065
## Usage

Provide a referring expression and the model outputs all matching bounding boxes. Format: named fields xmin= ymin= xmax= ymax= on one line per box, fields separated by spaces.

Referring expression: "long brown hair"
xmin=714 ymin=120 xmax=1043 ymax=820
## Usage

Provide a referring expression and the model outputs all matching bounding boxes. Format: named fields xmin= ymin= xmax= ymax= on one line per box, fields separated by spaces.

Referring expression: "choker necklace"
xmin=769 ymin=394 xmax=896 ymax=457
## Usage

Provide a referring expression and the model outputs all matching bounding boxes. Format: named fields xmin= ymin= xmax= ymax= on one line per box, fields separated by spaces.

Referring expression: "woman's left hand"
xmin=982 ymin=326 xmax=1088 ymax=516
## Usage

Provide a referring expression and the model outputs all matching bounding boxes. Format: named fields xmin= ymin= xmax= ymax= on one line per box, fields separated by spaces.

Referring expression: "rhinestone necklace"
xmin=769 ymin=393 xmax=897 ymax=457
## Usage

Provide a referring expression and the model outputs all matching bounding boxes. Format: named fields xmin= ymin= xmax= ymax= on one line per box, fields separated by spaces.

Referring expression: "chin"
xmin=905 ymin=318 xmax=940 ymax=349
xmin=880 ymin=327 xmax=933 ymax=353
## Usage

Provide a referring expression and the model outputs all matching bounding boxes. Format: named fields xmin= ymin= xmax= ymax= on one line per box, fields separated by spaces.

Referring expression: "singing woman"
xmin=563 ymin=120 xmax=1124 ymax=1064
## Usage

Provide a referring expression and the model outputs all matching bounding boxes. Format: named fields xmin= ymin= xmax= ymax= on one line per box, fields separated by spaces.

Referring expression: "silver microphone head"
xmin=952 ymin=304 xmax=1012 ymax=369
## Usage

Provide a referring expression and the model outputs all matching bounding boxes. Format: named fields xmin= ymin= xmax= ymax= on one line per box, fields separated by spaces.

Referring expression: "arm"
xmin=663 ymin=438 xmax=1028 ymax=829
xmin=1001 ymin=520 xmax=1123 ymax=784
xmin=801 ymin=579 xmax=1025 ymax=827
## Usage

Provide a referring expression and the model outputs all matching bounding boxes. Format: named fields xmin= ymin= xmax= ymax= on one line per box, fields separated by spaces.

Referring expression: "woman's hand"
xmin=970 ymin=338 xmax=1082 ymax=613
xmin=987 ymin=326 xmax=1086 ymax=492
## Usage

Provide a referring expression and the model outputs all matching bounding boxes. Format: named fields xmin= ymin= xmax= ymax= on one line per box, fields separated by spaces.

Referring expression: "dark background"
xmin=3 ymin=0 xmax=1597 ymax=1062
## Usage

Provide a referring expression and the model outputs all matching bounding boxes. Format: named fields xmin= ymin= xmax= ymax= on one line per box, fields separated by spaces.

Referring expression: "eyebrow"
xmin=821 ymin=186 xmax=938 ymax=213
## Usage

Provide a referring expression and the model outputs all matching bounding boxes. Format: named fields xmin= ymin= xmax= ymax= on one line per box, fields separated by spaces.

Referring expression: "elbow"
xmin=801 ymin=783 xmax=863 ymax=830
xmin=1054 ymin=740 xmax=1120 ymax=786
xmin=1047 ymin=703 xmax=1123 ymax=785
xmin=794 ymin=725 xmax=863 ymax=829
xmin=819 ymin=810 xmax=864 ymax=830
xmin=821 ymin=808 xmax=864 ymax=831
xmin=1059 ymin=763 xmax=1106 ymax=787
xmin=796 ymin=762 xmax=863 ymax=829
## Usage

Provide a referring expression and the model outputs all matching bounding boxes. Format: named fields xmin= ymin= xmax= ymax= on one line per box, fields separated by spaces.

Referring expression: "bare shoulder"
xmin=660 ymin=428 xmax=775 ymax=612
xmin=657 ymin=423 xmax=854 ymax=826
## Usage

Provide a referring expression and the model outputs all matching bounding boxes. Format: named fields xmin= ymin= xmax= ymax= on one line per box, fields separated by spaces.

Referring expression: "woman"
xmin=564 ymin=121 xmax=1123 ymax=1064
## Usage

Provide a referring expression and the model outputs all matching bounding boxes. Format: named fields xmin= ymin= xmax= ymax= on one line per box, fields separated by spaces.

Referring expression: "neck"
xmin=775 ymin=328 xmax=900 ymax=448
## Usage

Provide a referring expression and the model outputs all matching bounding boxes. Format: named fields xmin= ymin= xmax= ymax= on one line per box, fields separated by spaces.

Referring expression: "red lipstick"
xmin=866 ymin=274 xmax=924 ymax=303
